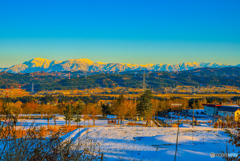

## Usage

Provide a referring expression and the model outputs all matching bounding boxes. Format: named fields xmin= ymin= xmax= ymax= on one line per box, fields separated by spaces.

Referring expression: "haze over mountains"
xmin=0 ymin=58 xmax=239 ymax=74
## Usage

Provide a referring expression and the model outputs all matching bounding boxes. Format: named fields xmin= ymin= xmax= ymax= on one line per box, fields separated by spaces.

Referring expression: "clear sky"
xmin=0 ymin=0 xmax=239 ymax=67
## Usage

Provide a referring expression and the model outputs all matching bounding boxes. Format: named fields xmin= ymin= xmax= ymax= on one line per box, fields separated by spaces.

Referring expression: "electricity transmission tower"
xmin=31 ymin=83 xmax=34 ymax=93
xmin=143 ymin=71 xmax=146 ymax=90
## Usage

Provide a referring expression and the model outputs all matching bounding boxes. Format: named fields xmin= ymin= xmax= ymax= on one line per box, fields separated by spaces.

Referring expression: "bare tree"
xmin=87 ymin=103 xmax=102 ymax=126
xmin=44 ymin=104 xmax=58 ymax=128
xmin=126 ymin=100 xmax=137 ymax=124
xmin=151 ymin=99 xmax=159 ymax=120
xmin=112 ymin=95 xmax=129 ymax=125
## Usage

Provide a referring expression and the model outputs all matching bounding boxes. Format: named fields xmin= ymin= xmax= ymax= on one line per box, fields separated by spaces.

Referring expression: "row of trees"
xmin=0 ymin=99 xmax=102 ymax=127
xmin=1 ymin=92 xmax=238 ymax=127
xmin=111 ymin=91 xmax=190 ymax=126
xmin=0 ymin=91 xmax=166 ymax=127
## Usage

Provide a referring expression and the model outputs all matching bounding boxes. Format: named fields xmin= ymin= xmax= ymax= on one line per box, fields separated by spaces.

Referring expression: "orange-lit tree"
xmin=44 ymin=104 xmax=58 ymax=127
xmin=22 ymin=101 xmax=38 ymax=118
xmin=126 ymin=100 xmax=137 ymax=123
xmin=87 ymin=103 xmax=102 ymax=126
xmin=112 ymin=95 xmax=129 ymax=125
xmin=64 ymin=103 xmax=75 ymax=126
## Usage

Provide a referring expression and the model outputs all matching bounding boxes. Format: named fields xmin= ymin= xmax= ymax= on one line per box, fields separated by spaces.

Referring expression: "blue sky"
xmin=0 ymin=0 xmax=239 ymax=67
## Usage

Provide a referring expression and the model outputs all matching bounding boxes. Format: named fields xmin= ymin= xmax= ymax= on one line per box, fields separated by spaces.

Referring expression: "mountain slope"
xmin=2 ymin=57 xmax=235 ymax=73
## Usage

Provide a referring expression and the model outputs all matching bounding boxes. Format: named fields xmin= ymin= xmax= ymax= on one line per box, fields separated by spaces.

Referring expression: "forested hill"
xmin=0 ymin=67 xmax=239 ymax=92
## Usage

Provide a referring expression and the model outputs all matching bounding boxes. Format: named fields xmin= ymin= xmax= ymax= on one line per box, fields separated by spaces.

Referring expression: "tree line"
xmin=1 ymin=92 xmax=239 ymax=127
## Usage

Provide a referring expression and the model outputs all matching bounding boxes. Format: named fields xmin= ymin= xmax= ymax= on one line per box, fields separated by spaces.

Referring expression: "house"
xmin=170 ymin=103 xmax=182 ymax=112
xmin=203 ymin=103 xmax=240 ymax=118
xmin=218 ymin=106 xmax=240 ymax=121
xmin=203 ymin=104 xmax=222 ymax=116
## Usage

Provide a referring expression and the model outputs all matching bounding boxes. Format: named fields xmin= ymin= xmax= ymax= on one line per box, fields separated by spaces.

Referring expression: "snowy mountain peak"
xmin=1 ymin=58 xmax=238 ymax=73
xmin=66 ymin=58 xmax=94 ymax=65
xmin=25 ymin=57 xmax=53 ymax=68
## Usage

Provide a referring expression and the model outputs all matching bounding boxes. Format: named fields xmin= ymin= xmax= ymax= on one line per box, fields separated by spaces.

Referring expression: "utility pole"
xmin=192 ymin=107 xmax=194 ymax=128
xmin=6 ymin=87 xmax=9 ymax=98
xmin=174 ymin=105 xmax=183 ymax=161
xmin=174 ymin=113 xmax=180 ymax=161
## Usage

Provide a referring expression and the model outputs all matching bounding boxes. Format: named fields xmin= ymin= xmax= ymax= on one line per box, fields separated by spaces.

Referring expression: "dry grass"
xmin=0 ymin=118 xmax=104 ymax=161
xmin=0 ymin=125 xmax=84 ymax=139
xmin=127 ymin=122 xmax=146 ymax=127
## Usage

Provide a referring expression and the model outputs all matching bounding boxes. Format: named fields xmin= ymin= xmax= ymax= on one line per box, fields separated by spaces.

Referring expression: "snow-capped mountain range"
xmin=0 ymin=58 xmax=239 ymax=73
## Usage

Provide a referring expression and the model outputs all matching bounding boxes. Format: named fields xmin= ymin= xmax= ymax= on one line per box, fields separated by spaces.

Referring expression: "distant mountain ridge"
xmin=1 ymin=57 xmax=239 ymax=73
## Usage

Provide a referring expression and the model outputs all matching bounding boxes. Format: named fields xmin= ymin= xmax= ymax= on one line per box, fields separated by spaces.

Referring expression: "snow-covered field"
xmin=14 ymin=118 xmax=108 ymax=127
xmin=64 ymin=126 xmax=237 ymax=161
xmin=5 ymin=118 xmax=238 ymax=161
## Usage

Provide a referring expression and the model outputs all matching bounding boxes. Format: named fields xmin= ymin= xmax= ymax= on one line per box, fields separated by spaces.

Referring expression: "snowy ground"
xmin=14 ymin=118 xmax=108 ymax=128
xmin=158 ymin=115 xmax=214 ymax=126
xmin=63 ymin=125 xmax=237 ymax=161
xmin=4 ymin=118 xmax=238 ymax=161
xmin=14 ymin=118 xmax=146 ymax=128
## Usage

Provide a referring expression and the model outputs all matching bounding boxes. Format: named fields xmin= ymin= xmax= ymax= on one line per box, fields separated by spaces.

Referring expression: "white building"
xmin=203 ymin=104 xmax=222 ymax=116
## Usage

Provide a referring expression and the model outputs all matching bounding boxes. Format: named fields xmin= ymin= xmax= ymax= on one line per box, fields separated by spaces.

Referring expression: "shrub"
xmin=0 ymin=118 xmax=104 ymax=160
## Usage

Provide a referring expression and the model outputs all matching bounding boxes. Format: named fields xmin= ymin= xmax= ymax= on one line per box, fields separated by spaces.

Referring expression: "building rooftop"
xmin=203 ymin=104 xmax=239 ymax=108
xmin=202 ymin=104 xmax=222 ymax=107
xmin=218 ymin=106 xmax=240 ymax=112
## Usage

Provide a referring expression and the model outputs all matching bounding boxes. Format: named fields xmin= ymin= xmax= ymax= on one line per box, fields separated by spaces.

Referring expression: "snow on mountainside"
xmin=1 ymin=57 xmax=235 ymax=73
xmin=0 ymin=68 xmax=6 ymax=72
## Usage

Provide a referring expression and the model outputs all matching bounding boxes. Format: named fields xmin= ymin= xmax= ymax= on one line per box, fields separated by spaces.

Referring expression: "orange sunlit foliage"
xmin=86 ymin=103 xmax=102 ymax=126
xmin=22 ymin=101 xmax=38 ymax=115
xmin=61 ymin=125 xmax=79 ymax=133
xmin=0 ymin=100 xmax=4 ymax=114
xmin=0 ymin=125 xmax=81 ymax=139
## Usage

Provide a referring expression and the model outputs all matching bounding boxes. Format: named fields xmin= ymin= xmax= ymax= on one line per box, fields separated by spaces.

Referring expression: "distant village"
xmin=163 ymin=85 xmax=240 ymax=94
